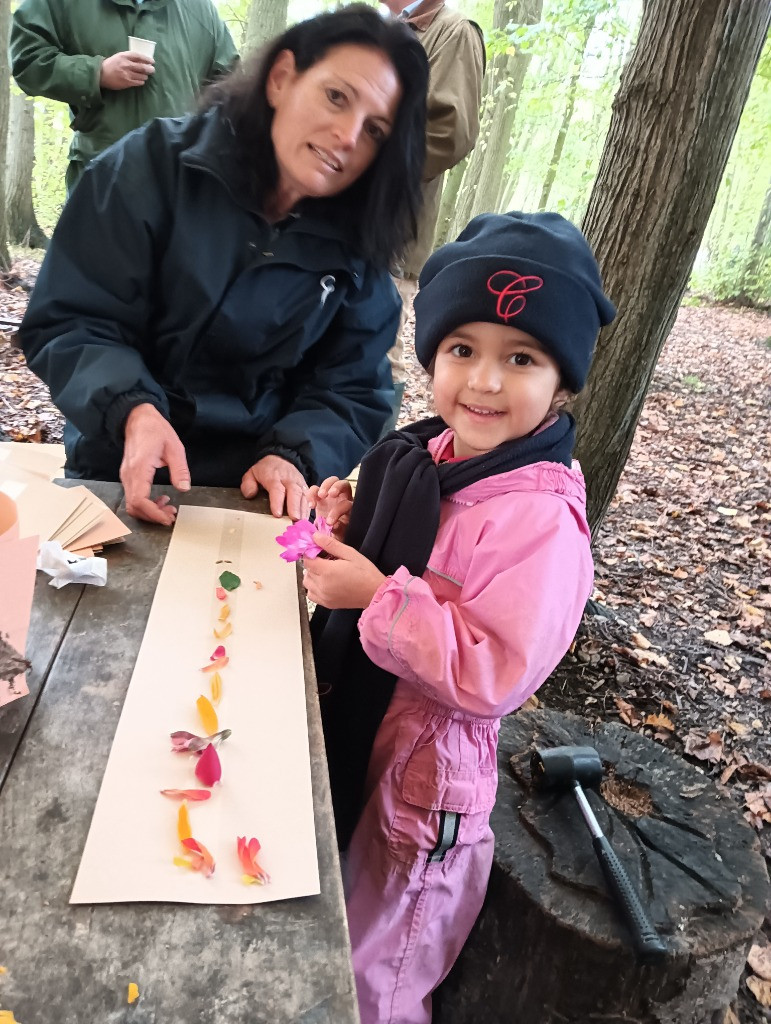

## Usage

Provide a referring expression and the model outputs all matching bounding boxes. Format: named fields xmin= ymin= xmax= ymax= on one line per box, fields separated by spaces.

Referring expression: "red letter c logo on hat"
xmin=487 ymin=271 xmax=544 ymax=321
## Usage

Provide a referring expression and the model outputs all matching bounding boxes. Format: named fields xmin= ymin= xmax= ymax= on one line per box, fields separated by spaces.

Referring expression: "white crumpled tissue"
xmin=37 ymin=540 xmax=108 ymax=589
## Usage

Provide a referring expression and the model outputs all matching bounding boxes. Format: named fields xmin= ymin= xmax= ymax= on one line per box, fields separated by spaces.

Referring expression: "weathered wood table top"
xmin=0 ymin=482 xmax=360 ymax=1024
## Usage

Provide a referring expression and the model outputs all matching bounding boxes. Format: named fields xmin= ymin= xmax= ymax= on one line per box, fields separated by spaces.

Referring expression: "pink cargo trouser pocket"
xmin=386 ymin=759 xmax=497 ymax=867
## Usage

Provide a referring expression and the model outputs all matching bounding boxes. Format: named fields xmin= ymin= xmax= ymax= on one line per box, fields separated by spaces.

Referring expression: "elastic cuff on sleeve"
xmin=104 ymin=390 xmax=168 ymax=443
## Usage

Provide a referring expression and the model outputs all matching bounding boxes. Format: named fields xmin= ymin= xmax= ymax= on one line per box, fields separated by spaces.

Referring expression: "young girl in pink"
xmin=304 ymin=211 xmax=615 ymax=1024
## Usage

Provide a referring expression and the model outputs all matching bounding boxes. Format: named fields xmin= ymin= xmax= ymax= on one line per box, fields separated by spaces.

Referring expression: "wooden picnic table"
xmin=0 ymin=482 xmax=360 ymax=1024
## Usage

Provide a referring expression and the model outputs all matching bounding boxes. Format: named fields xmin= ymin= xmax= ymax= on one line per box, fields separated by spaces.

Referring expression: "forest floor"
xmin=1 ymin=256 xmax=770 ymax=1021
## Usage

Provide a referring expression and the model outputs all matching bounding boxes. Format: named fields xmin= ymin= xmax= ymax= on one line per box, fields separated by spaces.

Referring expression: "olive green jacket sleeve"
xmin=401 ymin=2 xmax=485 ymax=275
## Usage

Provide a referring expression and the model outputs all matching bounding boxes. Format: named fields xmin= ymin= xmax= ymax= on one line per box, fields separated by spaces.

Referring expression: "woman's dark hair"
xmin=202 ymin=5 xmax=428 ymax=267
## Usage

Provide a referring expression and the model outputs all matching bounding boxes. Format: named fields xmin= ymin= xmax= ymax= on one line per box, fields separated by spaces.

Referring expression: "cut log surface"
xmin=434 ymin=708 xmax=769 ymax=1024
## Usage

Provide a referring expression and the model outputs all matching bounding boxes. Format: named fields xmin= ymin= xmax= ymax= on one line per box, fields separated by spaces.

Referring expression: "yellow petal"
xmin=213 ymin=621 xmax=233 ymax=639
xmin=242 ymin=873 xmax=259 ymax=885
xmin=218 ymin=604 xmax=230 ymax=622
xmin=211 ymin=672 xmax=222 ymax=706
xmin=127 ymin=983 xmax=139 ymax=1005
xmin=173 ymin=856 xmax=194 ymax=870
xmin=196 ymin=695 xmax=219 ymax=735
xmin=177 ymin=801 xmax=192 ymax=842
xmin=0 ymin=1012 xmax=18 ymax=1023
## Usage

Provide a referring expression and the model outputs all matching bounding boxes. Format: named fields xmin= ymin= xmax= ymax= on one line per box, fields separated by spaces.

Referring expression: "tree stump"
xmin=434 ymin=708 xmax=769 ymax=1024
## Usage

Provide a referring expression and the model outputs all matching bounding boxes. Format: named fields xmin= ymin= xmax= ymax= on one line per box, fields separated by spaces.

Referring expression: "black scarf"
xmin=311 ymin=413 xmax=576 ymax=850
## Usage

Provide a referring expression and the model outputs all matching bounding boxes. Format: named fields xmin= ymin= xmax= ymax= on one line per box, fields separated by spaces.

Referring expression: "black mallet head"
xmin=530 ymin=745 xmax=603 ymax=790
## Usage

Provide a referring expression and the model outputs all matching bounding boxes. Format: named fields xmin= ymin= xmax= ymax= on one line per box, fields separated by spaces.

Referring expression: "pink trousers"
xmin=344 ymin=691 xmax=497 ymax=1024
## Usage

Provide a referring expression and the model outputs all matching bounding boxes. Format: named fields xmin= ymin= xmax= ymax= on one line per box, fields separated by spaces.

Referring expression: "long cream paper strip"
xmin=71 ymin=505 xmax=319 ymax=904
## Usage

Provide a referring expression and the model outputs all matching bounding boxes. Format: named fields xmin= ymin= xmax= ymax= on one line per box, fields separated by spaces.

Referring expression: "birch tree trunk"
xmin=451 ymin=0 xmax=543 ymax=237
xmin=0 ymin=0 xmax=13 ymax=271
xmin=574 ymin=0 xmax=771 ymax=533
xmin=244 ymin=0 xmax=289 ymax=56
xmin=6 ymin=92 xmax=47 ymax=250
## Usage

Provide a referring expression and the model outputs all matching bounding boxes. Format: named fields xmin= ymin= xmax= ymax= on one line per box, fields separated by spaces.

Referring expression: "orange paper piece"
xmin=201 ymin=656 xmax=229 ymax=673
xmin=196 ymin=695 xmax=219 ymax=734
xmin=218 ymin=604 xmax=230 ymax=622
xmin=127 ymin=983 xmax=139 ymax=1004
xmin=177 ymin=801 xmax=192 ymax=842
xmin=211 ymin=671 xmax=222 ymax=706
xmin=213 ymin=621 xmax=232 ymax=640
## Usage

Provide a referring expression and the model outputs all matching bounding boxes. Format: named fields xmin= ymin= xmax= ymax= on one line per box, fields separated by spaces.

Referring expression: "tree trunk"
xmin=244 ymin=0 xmax=289 ymax=56
xmin=450 ymin=0 xmax=543 ymax=238
xmin=434 ymin=708 xmax=769 ymax=1024
xmin=0 ymin=0 xmax=13 ymax=271
xmin=573 ymin=0 xmax=771 ymax=534
xmin=537 ymin=18 xmax=595 ymax=212
xmin=434 ymin=157 xmax=468 ymax=248
xmin=6 ymin=92 xmax=47 ymax=250
xmin=740 ymin=176 xmax=771 ymax=296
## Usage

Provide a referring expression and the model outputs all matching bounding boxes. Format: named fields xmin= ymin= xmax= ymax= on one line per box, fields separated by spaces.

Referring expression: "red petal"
xmin=210 ymin=645 xmax=226 ymax=661
xmin=194 ymin=743 xmax=222 ymax=786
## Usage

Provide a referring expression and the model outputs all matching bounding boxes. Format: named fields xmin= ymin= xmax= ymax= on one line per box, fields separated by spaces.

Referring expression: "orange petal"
xmin=181 ymin=836 xmax=216 ymax=877
xmin=253 ymin=580 xmax=263 ymax=590
xmin=196 ymin=694 xmax=219 ymax=734
xmin=127 ymin=983 xmax=139 ymax=1004
xmin=201 ymin=656 xmax=229 ymax=673
xmin=213 ymin=621 xmax=233 ymax=640
xmin=211 ymin=671 xmax=222 ymax=706
xmin=218 ymin=604 xmax=230 ymax=622
xmin=177 ymin=801 xmax=192 ymax=842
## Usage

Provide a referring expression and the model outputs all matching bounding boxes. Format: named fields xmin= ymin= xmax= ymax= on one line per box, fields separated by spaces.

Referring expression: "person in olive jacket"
xmin=17 ymin=6 xmax=428 ymax=526
xmin=10 ymin=0 xmax=238 ymax=193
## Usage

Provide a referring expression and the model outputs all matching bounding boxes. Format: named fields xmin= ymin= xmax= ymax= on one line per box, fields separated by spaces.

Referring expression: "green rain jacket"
xmin=10 ymin=0 xmax=238 ymax=167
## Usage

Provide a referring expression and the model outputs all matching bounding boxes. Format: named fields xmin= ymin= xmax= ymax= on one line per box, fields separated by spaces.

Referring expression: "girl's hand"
xmin=308 ymin=477 xmax=353 ymax=539
xmin=302 ymin=533 xmax=385 ymax=609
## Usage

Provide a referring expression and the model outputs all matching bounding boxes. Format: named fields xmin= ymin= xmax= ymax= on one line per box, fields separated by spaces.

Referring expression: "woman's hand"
xmin=241 ymin=455 xmax=309 ymax=519
xmin=121 ymin=404 xmax=191 ymax=525
xmin=302 ymin=533 xmax=385 ymax=609
xmin=308 ymin=477 xmax=353 ymax=539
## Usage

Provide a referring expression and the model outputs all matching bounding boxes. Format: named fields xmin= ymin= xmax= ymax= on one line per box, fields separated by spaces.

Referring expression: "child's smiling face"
xmin=431 ymin=321 xmax=570 ymax=458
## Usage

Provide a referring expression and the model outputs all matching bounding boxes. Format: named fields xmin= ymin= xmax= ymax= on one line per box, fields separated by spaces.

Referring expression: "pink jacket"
xmin=356 ymin=429 xmax=593 ymax=811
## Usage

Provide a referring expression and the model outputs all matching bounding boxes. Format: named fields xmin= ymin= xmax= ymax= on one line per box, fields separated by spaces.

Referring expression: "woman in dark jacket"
xmin=18 ymin=5 xmax=428 ymax=525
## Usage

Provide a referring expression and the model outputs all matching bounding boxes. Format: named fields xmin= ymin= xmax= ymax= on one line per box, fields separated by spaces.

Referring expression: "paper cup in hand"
xmin=128 ymin=36 xmax=156 ymax=58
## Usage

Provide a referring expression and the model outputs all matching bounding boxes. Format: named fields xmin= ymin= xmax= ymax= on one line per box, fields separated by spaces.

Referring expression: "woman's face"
xmin=266 ymin=44 xmax=402 ymax=215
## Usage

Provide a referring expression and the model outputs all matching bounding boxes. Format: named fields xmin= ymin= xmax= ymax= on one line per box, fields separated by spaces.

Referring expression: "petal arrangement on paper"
xmin=194 ymin=743 xmax=222 ymax=786
xmin=275 ymin=517 xmax=332 ymax=562
xmin=237 ymin=836 xmax=271 ymax=885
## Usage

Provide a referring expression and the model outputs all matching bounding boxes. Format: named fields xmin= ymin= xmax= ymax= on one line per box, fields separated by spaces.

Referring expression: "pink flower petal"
xmin=215 ymin=586 xmax=227 ymax=600
xmin=210 ymin=645 xmax=226 ymax=661
xmin=275 ymin=518 xmax=331 ymax=562
xmin=160 ymin=789 xmax=212 ymax=801
xmin=181 ymin=837 xmax=216 ymax=876
xmin=195 ymin=743 xmax=222 ymax=786
xmin=237 ymin=835 xmax=271 ymax=884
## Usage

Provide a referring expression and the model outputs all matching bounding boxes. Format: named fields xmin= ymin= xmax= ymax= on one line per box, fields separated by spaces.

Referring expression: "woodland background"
xmin=0 ymin=0 xmax=769 ymax=1018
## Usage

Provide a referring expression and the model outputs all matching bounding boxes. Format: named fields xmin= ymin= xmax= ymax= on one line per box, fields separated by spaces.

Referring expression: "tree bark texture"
xmin=244 ymin=0 xmax=289 ymax=57
xmin=0 ymin=0 xmax=13 ymax=270
xmin=434 ymin=708 xmax=769 ymax=1024
xmin=451 ymin=0 xmax=543 ymax=237
xmin=6 ymin=92 xmax=47 ymax=250
xmin=574 ymin=0 xmax=771 ymax=533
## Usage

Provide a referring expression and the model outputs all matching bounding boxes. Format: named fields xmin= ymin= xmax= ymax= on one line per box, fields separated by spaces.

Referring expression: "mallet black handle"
xmin=592 ymin=835 xmax=667 ymax=963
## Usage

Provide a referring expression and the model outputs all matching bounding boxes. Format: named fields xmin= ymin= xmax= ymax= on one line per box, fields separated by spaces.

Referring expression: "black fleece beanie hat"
xmin=413 ymin=211 xmax=616 ymax=392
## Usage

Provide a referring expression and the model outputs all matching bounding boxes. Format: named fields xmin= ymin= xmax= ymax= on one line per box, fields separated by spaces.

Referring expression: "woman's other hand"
xmin=301 ymin=533 xmax=385 ymax=609
xmin=241 ymin=455 xmax=309 ymax=520
xmin=308 ymin=477 xmax=353 ymax=539
xmin=121 ymin=404 xmax=191 ymax=526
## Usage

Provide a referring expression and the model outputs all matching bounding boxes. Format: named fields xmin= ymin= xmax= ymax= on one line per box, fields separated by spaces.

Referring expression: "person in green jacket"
xmin=10 ymin=0 xmax=238 ymax=193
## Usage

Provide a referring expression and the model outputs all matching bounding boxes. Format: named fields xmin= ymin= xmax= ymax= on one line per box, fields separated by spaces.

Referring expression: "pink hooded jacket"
xmin=356 ymin=429 xmax=594 ymax=809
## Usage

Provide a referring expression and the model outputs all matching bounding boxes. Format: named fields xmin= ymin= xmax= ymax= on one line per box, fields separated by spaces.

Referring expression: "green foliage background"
xmin=24 ymin=0 xmax=771 ymax=305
